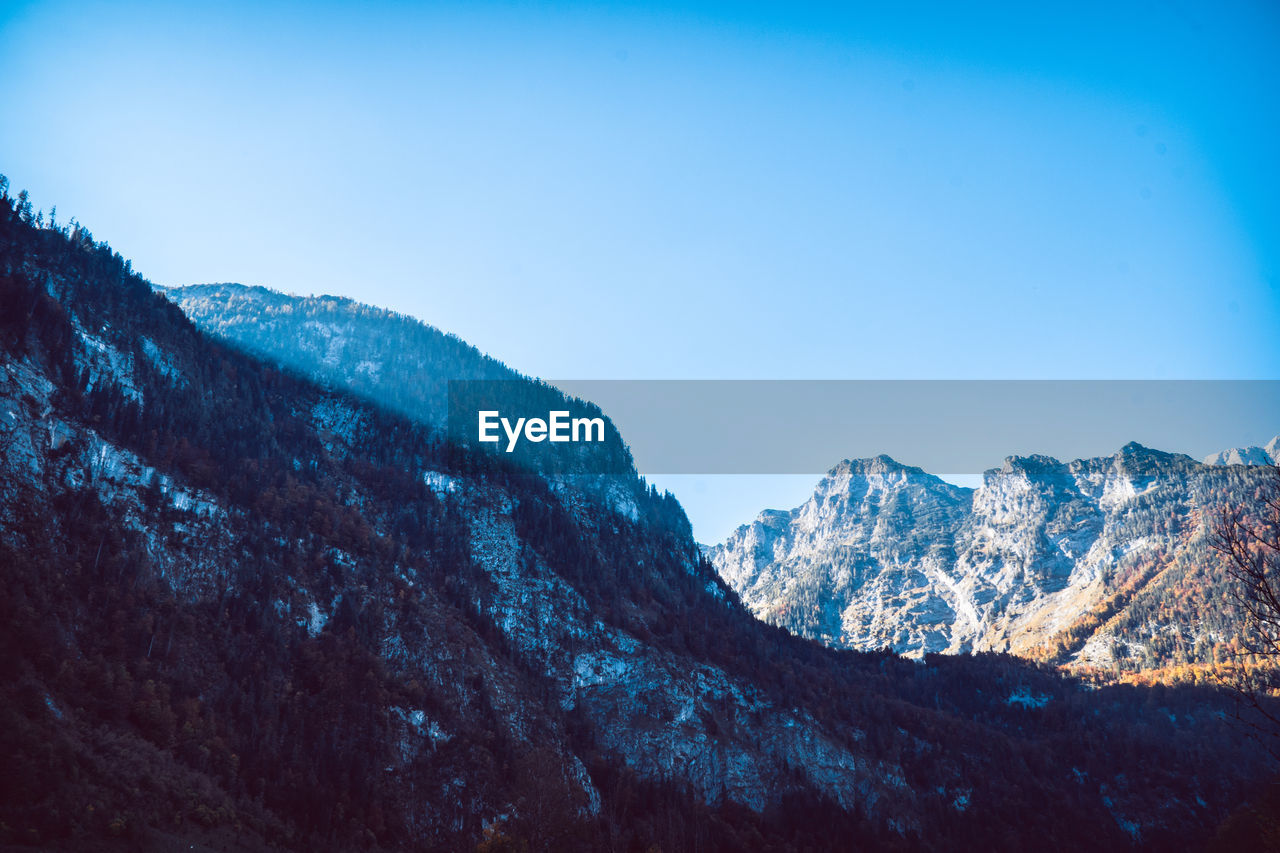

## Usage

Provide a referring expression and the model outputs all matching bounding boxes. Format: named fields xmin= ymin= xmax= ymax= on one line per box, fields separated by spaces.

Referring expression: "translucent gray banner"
xmin=540 ymin=380 xmax=1280 ymax=474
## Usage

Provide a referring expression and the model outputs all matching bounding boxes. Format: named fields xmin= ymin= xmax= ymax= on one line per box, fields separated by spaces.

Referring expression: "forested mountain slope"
xmin=163 ymin=283 xmax=515 ymax=427
xmin=0 ymin=183 xmax=1274 ymax=851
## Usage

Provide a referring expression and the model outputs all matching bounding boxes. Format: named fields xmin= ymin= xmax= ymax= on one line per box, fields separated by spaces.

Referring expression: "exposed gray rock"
xmin=710 ymin=442 xmax=1276 ymax=664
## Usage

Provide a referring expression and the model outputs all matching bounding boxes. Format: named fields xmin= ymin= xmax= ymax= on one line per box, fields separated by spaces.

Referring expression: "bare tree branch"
xmin=1211 ymin=463 xmax=1280 ymax=758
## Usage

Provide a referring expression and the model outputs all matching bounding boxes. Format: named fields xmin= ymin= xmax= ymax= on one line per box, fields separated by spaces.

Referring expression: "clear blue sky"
xmin=3 ymin=0 xmax=1278 ymax=540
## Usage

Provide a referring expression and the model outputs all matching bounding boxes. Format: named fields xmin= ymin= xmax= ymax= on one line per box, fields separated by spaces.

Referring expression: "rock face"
xmin=710 ymin=445 xmax=1277 ymax=666
xmin=713 ymin=457 xmax=974 ymax=653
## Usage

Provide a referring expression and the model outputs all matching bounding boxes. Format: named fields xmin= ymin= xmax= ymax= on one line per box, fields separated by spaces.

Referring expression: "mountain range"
xmin=1 ymin=186 xmax=1276 ymax=850
xmin=1203 ymin=435 xmax=1280 ymax=467
xmin=709 ymin=442 xmax=1277 ymax=679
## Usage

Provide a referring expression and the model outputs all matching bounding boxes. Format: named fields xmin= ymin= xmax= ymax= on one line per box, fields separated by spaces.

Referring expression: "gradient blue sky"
xmin=3 ymin=0 xmax=1278 ymax=539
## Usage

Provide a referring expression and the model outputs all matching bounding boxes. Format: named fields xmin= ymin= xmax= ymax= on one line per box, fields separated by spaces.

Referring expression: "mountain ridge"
xmin=710 ymin=440 xmax=1275 ymax=673
xmin=1203 ymin=434 xmax=1280 ymax=467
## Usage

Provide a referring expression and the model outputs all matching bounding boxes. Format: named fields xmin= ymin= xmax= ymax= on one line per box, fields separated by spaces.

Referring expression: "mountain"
xmin=709 ymin=444 xmax=1275 ymax=677
xmin=712 ymin=456 xmax=976 ymax=654
xmin=162 ymin=282 xmax=637 ymax=482
xmin=161 ymin=283 xmax=516 ymax=428
xmin=1203 ymin=435 xmax=1280 ymax=467
xmin=1 ymin=183 xmax=1276 ymax=850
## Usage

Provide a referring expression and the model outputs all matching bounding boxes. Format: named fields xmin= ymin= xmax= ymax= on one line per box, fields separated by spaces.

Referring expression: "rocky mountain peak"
xmin=711 ymin=439 xmax=1275 ymax=668
xmin=1203 ymin=434 xmax=1280 ymax=467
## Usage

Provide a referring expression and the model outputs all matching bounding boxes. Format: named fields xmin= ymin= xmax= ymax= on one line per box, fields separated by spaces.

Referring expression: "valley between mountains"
xmin=1 ymin=187 xmax=1277 ymax=850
